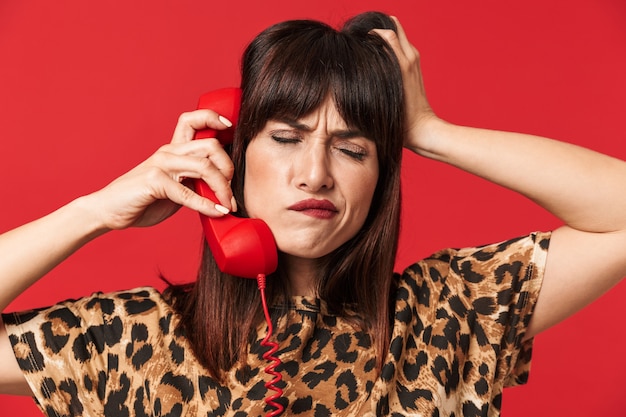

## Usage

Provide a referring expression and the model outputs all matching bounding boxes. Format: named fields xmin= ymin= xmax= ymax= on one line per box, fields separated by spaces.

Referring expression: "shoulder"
xmin=393 ymin=231 xmax=551 ymax=322
xmin=399 ymin=232 xmax=550 ymax=287
xmin=3 ymin=286 xmax=176 ymax=364
xmin=97 ymin=286 xmax=171 ymax=317
xmin=5 ymin=286 xmax=170 ymax=326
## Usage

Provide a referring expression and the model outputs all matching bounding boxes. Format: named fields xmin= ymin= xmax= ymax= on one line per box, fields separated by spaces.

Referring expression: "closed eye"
xmin=339 ymin=148 xmax=366 ymax=160
xmin=336 ymin=142 xmax=368 ymax=161
xmin=271 ymin=135 xmax=301 ymax=144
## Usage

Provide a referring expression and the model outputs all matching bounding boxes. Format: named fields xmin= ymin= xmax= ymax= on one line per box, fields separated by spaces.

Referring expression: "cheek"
xmin=359 ymin=185 xmax=377 ymax=222
xmin=358 ymin=163 xmax=379 ymax=206
xmin=346 ymin=165 xmax=379 ymax=223
xmin=243 ymin=143 xmax=277 ymax=218
xmin=243 ymin=161 xmax=260 ymax=216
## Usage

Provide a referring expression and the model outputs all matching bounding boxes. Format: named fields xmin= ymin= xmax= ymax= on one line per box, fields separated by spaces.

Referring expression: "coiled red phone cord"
xmin=256 ymin=273 xmax=285 ymax=416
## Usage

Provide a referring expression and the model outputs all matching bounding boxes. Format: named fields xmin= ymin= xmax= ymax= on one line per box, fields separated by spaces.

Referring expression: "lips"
xmin=288 ymin=199 xmax=338 ymax=219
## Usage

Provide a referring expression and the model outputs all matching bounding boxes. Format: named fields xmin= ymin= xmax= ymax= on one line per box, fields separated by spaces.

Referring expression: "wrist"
xmin=404 ymin=115 xmax=451 ymax=160
xmin=66 ymin=195 xmax=112 ymax=240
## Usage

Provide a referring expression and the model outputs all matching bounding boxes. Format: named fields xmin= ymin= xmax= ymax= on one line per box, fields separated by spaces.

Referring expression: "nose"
xmin=294 ymin=143 xmax=334 ymax=192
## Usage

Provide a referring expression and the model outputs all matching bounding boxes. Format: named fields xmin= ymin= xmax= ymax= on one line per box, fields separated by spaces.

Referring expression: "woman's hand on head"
xmin=86 ymin=109 xmax=236 ymax=231
xmin=373 ymin=17 xmax=441 ymax=155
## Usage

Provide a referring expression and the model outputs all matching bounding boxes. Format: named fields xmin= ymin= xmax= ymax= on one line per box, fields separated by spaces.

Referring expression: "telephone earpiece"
xmin=193 ymin=88 xmax=277 ymax=278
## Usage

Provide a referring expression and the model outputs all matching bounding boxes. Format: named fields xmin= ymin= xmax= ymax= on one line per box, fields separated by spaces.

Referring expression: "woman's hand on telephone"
xmin=86 ymin=109 xmax=235 ymax=231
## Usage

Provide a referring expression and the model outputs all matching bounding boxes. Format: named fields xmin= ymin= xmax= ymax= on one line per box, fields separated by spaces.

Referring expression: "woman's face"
xmin=244 ymin=98 xmax=379 ymax=260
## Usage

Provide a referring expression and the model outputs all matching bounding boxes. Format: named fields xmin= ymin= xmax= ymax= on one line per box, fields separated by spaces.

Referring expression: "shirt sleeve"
xmin=399 ymin=231 xmax=550 ymax=390
xmin=454 ymin=232 xmax=550 ymax=387
xmin=1 ymin=287 xmax=165 ymax=417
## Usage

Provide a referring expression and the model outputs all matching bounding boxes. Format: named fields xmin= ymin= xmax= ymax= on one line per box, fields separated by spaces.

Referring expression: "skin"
xmin=244 ymin=98 xmax=379 ymax=294
xmin=1 ymin=16 xmax=625 ymax=397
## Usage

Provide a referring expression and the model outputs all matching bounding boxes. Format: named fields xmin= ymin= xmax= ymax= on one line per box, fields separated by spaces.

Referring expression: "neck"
xmin=282 ymin=254 xmax=321 ymax=297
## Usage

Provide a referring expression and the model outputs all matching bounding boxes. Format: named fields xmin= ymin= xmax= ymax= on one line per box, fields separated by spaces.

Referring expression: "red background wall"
xmin=1 ymin=1 xmax=625 ymax=415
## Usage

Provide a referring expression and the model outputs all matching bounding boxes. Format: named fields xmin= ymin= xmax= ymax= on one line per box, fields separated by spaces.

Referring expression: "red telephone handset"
xmin=195 ymin=89 xmax=284 ymax=416
xmin=193 ymin=88 xmax=277 ymax=278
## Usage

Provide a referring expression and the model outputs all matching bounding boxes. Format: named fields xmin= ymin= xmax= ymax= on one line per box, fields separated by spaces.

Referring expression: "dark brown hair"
xmin=167 ymin=11 xmax=404 ymax=381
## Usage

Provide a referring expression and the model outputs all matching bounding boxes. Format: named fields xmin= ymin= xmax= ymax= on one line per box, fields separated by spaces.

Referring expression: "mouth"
xmin=288 ymin=199 xmax=338 ymax=219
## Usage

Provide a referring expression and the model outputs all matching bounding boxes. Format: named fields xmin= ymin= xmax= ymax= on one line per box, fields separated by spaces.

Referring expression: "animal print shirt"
xmin=3 ymin=232 xmax=549 ymax=417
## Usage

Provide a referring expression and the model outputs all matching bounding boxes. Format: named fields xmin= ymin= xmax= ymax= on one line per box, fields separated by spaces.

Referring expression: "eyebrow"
xmin=276 ymin=117 xmax=367 ymax=139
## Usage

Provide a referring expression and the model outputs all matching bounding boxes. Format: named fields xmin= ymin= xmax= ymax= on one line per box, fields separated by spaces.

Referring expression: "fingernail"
xmin=230 ymin=196 xmax=238 ymax=212
xmin=215 ymin=204 xmax=230 ymax=215
xmin=218 ymin=115 xmax=233 ymax=127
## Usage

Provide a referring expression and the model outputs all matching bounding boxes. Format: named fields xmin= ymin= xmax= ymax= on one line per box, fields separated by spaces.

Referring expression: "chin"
xmin=278 ymin=247 xmax=331 ymax=260
xmin=275 ymin=239 xmax=339 ymax=260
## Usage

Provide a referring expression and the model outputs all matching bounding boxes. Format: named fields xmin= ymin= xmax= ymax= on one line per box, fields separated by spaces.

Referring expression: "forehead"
xmin=285 ymin=98 xmax=348 ymax=128
xmin=264 ymin=97 xmax=371 ymax=139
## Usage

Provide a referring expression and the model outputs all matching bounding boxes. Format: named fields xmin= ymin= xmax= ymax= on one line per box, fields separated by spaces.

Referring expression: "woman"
xmin=1 ymin=11 xmax=625 ymax=417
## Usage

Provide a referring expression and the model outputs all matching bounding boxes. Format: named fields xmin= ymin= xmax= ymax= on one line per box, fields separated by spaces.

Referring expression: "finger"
xmin=149 ymin=151 xmax=234 ymax=210
xmin=158 ymin=140 xmax=235 ymax=183
xmin=159 ymin=173 xmax=230 ymax=217
xmin=372 ymin=19 xmax=419 ymax=66
xmin=389 ymin=16 xmax=414 ymax=56
xmin=171 ymin=109 xmax=233 ymax=144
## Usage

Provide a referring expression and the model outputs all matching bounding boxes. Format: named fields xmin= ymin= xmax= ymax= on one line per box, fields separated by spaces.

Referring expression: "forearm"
xmin=0 ymin=196 xmax=108 ymax=312
xmin=410 ymin=118 xmax=626 ymax=233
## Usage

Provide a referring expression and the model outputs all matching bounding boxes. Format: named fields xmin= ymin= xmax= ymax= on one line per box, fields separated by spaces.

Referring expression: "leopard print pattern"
xmin=3 ymin=232 xmax=549 ymax=416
